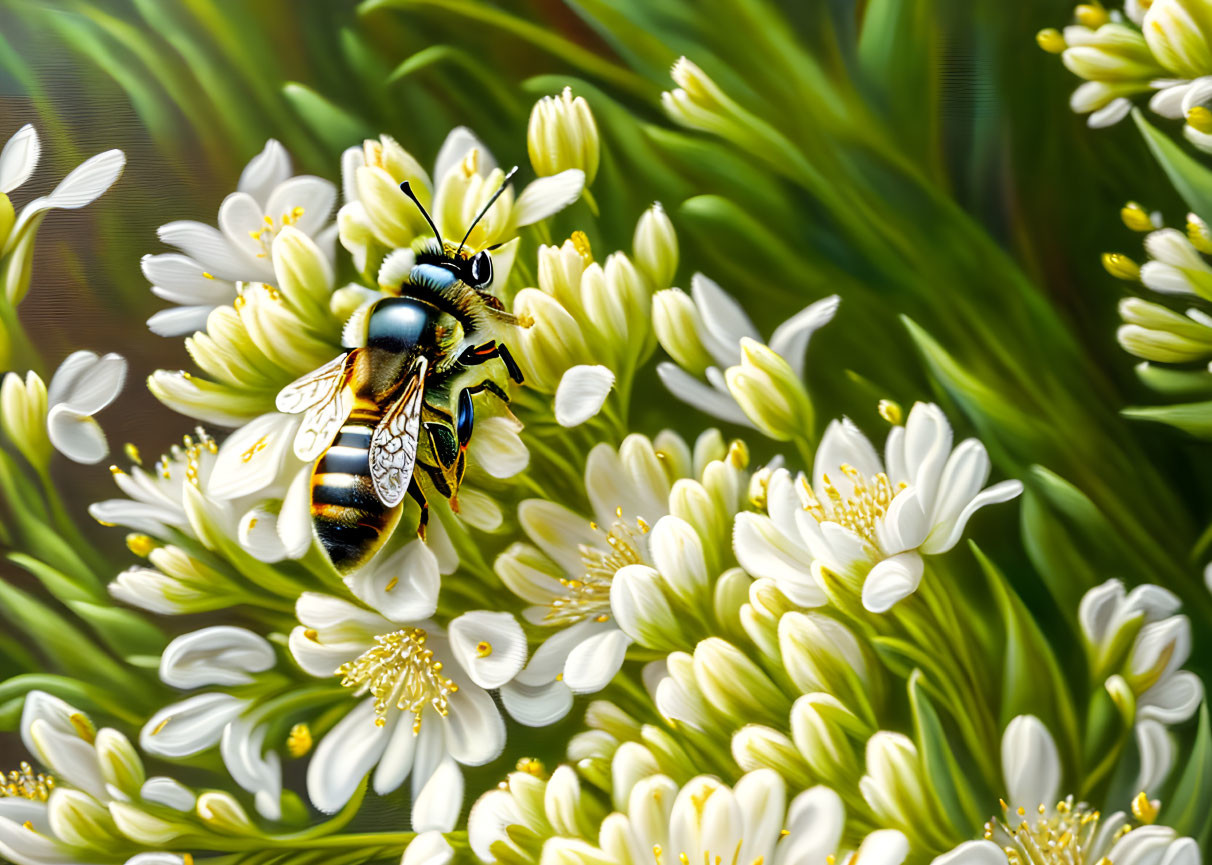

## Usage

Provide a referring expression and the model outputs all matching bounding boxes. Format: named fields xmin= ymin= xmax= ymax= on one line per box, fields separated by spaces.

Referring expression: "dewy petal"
xmin=139 ymin=693 xmax=246 ymax=758
xmin=767 ymin=295 xmax=840 ymax=379
xmin=656 ymin=362 xmax=754 ymax=427
xmin=563 ymin=628 xmax=632 ymax=694
xmin=690 ymin=273 xmax=760 ymax=366
xmin=46 ymin=406 xmax=109 ymax=465
xmin=443 ymin=683 xmax=505 ymax=766
xmin=307 ymin=698 xmax=394 ymax=813
xmin=238 ymin=139 xmax=291 ymax=207
xmin=449 ymin=611 xmax=527 ymax=689
xmin=554 ymin=364 xmax=615 ymax=427
xmin=412 ymin=756 xmax=463 ymax=833
xmin=345 ymin=538 xmax=440 ymax=622
xmin=1001 ymin=715 xmax=1060 ymax=814
xmin=0 ymin=124 xmax=39 ymax=193
xmin=860 ymin=552 xmax=924 ymax=613
xmin=159 ymin=626 xmax=275 ymax=689
xmin=511 ymin=170 xmax=585 ymax=227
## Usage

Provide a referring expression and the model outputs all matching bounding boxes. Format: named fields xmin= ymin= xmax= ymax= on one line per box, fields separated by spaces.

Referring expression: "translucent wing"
xmin=275 ymin=352 xmax=356 ymax=462
xmin=369 ymin=356 xmax=427 ymax=507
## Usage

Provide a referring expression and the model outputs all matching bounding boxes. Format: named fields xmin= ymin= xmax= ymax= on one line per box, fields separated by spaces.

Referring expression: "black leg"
xmin=458 ymin=341 xmax=525 ymax=385
xmin=408 ymin=477 xmax=429 ymax=540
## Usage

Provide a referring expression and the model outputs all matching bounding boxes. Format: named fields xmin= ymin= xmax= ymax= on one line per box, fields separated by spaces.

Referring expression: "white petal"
xmin=657 ymin=362 xmax=753 ymax=426
xmin=1001 ymin=715 xmax=1060 ymax=814
xmin=159 ymin=626 xmax=275 ymax=689
xmin=278 ymin=465 xmax=314 ymax=558
xmin=218 ymin=191 xmax=270 ymax=264
xmin=220 ymin=715 xmax=282 ymax=820
xmin=861 ymin=552 xmax=924 ymax=613
xmin=238 ymin=140 xmax=291 ymax=207
xmin=288 ymin=627 xmax=362 ymax=678
xmin=512 ymin=170 xmax=585 ymax=226
xmin=46 ymin=407 xmax=108 ymax=465
xmin=208 ymin=413 xmax=297 ymax=500
xmin=1107 ymin=826 xmax=1180 ymax=865
xmin=468 ymin=788 xmax=522 ymax=862
xmin=443 ymin=683 xmax=505 ymax=766
xmin=345 ymin=539 xmax=440 ymax=622
xmin=140 ymin=777 xmax=196 ymax=811
xmin=404 ymin=830 xmax=455 ymax=865
xmin=920 ymin=479 xmax=1022 ymax=554
xmin=46 ymin=149 xmax=124 ymax=208
xmin=156 ymin=220 xmax=248 ymax=282
xmin=0 ymin=124 xmax=39 ymax=193
xmin=690 ymin=273 xmax=760 ymax=365
xmin=265 ymin=175 xmax=337 ymax=237
xmin=1079 ymin=579 xmax=1126 ymax=646
xmin=1160 ymin=839 xmax=1200 ymax=865
xmin=373 ymin=716 xmax=418 ymax=796
xmin=467 ymin=415 xmax=529 ymax=479
xmin=563 ymin=628 xmax=631 ymax=694
xmin=554 ymin=365 xmax=615 ymax=427
xmin=147 ymin=306 xmax=214 ymax=337
xmin=139 ymin=693 xmax=246 ymax=757
xmin=1089 ymin=97 xmax=1133 ymax=128
xmin=875 ymin=486 xmax=929 ymax=554
xmin=855 ymin=831 xmax=911 ymax=865
xmin=47 ymin=350 xmax=99 ymax=406
xmin=733 ymin=513 xmax=823 ymax=606
xmin=307 ymin=698 xmax=394 ymax=813
xmin=238 ymin=505 xmax=288 ymax=563
xmin=1134 ymin=719 xmax=1174 ymax=794
xmin=734 ymin=770 xmax=784 ymax=864
xmin=1140 ymin=670 xmax=1203 ymax=724
xmin=56 ymin=352 xmax=126 ymax=415
xmin=768 ymin=295 xmax=840 ymax=378
xmin=412 ymin=756 xmax=464 ymax=833
xmin=449 ymin=611 xmax=527 ymax=689
xmin=929 ymin=840 xmax=1007 ymax=865
xmin=1151 ymin=82 xmax=1191 ymax=118
xmin=814 ymin=419 xmax=883 ymax=500
xmin=434 ymin=127 xmax=495 ymax=187
xmin=500 ymin=679 xmax=574 ymax=726
xmin=518 ymin=499 xmax=601 ymax=576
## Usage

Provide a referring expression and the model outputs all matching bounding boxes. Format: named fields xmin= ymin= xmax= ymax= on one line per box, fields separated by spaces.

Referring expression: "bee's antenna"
xmin=457 ymin=166 xmax=518 ymax=255
xmin=399 ymin=181 xmax=444 ymax=248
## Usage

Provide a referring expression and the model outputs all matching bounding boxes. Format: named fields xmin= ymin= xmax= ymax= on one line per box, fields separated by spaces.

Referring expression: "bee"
xmin=276 ymin=170 xmax=525 ymax=573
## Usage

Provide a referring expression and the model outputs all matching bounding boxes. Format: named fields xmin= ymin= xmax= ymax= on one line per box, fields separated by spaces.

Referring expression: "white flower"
xmin=140 ymin=626 xmax=281 ymax=820
xmin=655 ymin=273 xmax=838 ymax=430
xmin=932 ymin=715 xmax=1202 ymax=865
xmin=1078 ymin=579 xmax=1203 ymax=791
xmin=341 ymin=127 xmax=583 ymax=261
xmin=0 ymin=124 xmax=40 ymax=199
xmin=734 ymin=402 xmax=1022 ymax=613
xmin=495 ymin=433 xmax=733 ymax=719
xmin=286 ymin=586 xmax=524 ymax=826
xmin=45 ymin=351 xmax=127 ymax=464
xmin=145 ymin=139 xmax=337 ymax=336
xmin=1137 ymin=228 xmax=1212 ymax=300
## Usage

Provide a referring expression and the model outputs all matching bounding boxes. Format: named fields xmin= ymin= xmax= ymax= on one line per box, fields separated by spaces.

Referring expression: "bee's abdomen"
xmin=311 ymin=418 xmax=399 ymax=573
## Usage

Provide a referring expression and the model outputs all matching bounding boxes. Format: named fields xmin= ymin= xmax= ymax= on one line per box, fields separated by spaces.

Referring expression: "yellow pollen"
xmin=1188 ymin=105 xmax=1212 ymax=135
xmin=337 ymin=628 xmax=457 ymax=733
xmin=877 ymin=399 xmax=903 ymax=425
xmin=515 ymin=757 xmax=545 ymax=776
xmin=151 ymin=717 xmax=171 ymax=736
xmin=595 ymin=614 xmax=609 ymax=622
xmin=1036 ymin=27 xmax=1066 ymax=53
xmin=286 ymin=723 xmax=313 ymax=758
xmin=0 ymin=763 xmax=54 ymax=802
xmin=124 ymin=442 xmax=143 ymax=465
xmin=545 ymin=515 xmax=646 ymax=626
xmin=556 ymin=672 xmax=563 ymax=681
xmin=1131 ymin=792 xmax=1158 ymax=824
xmin=779 ymin=830 xmax=789 ymax=838
xmin=304 ymin=628 xmax=319 ymax=641
xmin=477 ymin=641 xmax=493 ymax=657
xmin=1120 ymin=202 xmax=1155 ymax=232
xmin=1102 ymin=252 xmax=1141 ymax=281
xmin=184 ymin=855 xmax=195 ymax=865
xmin=1075 ymin=4 xmax=1109 ymax=28
xmin=385 ymin=577 xmax=399 ymax=592
xmin=248 ymin=517 xmax=258 ymax=529
xmin=22 ymin=821 xmax=33 ymax=831
xmin=241 ymin=435 xmax=270 ymax=463
xmin=126 ymin=534 xmax=155 ymax=557
xmin=202 ymin=271 xmax=215 ymax=280
xmin=826 ymin=857 xmax=836 ymax=865
xmin=570 ymin=231 xmax=593 ymax=261
xmin=988 ymin=795 xmax=1141 ymax=865
xmin=798 ymin=465 xmax=904 ymax=545
xmin=69 ymin=712 xmax=96 ymax=744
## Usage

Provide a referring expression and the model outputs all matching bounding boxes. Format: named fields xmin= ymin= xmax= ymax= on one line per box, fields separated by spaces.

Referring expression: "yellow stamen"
xmin=1075 ymin=4 xmax=1109 ymax=29
xmin=385 ymin=577 xmax=399 ymax=592
xmin=1188 ymin=106 xmax=1212 ymax=135
xmin=1120 ymin=202 xmax=1155 ymax=232
xmin=477 ymin=641 xmax=493 ymax=657
xmin=877 ymin=399 xmax=903 ymax=425
xmin=337 ymin=628 xmax=457 ymax=733
xmin=1131 ymin=792 xmax=1158 ymax=824
xmin=0 ymin=763 xmax=54 ymax=802
xmin=1102 ymin=252 xmax=1140 ymax=281
xmin=1036 ymin=28 xmax=1067 ymax=53
xmin=570 ymin=231 xmax=593 ymax=261
xmin=287 ymin=723 xmax=313 ymax=758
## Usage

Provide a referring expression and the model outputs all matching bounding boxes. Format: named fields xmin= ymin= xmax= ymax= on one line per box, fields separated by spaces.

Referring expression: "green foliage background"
xmin=1 ymin=0 xmax=1211 ymax=848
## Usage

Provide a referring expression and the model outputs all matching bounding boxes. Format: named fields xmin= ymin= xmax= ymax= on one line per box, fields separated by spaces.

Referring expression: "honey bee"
xmin=277 ymin=170 xmax=525 ymax=573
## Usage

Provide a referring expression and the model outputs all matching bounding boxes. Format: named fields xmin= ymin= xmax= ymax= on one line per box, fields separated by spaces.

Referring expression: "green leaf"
xmin=65 ymin=601 xmax=166 ymax=659
xmin=1135 ymin=363 xmax=1212 ymax=398
xmin=908 ymin=670 xmax=986 ymax=838
xmin=1134 ymin=109 xmax=1212 ymax=228
xmin=1122 ymin=400 xmax=1212 ymax=438
xmin=1163 ymin=702 xmax=1212 ymax=840
xmin=973 ymin=542 xmax=1081 ymax=781
xmin=282 ymin=82 xmax=375 ymax=154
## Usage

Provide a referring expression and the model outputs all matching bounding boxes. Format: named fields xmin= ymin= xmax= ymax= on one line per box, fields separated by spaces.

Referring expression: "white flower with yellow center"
xmin=340 ymin=127 xmax=583 ymax=267
xmin=494 ymin=433 xmax=726 ymax=721
xmin=653 ymin=273 xmax=838 ymax=433
xmin=145 ymin=139 xmax=337 ymax=336
xmin=734 ymin=402 xmax=1022 ymax=612
xmin=932 ymin=715 xmax=1201 ymax=865
xmin=286 ymin=579 xmax=526 ymax=829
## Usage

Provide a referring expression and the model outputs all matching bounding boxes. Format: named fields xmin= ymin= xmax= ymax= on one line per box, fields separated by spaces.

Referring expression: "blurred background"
xmin=0 ymin=0 xmax=1208 ymax=779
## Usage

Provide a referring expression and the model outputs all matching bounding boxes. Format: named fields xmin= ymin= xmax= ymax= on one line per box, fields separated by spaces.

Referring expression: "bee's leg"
xmin=408 ymin=478 xmax=429 ymax=541
xmin=458 ymin=341 xmax=525 ymax=385
xmin=496 ymin=344 xmax=524 ymax=384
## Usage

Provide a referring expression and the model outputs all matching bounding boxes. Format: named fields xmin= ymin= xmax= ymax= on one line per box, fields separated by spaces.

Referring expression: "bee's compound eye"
xmin=456 ymin=388 xmax=474 ymax=446
xmin=467 ymin=250 xmax=493 ymax=288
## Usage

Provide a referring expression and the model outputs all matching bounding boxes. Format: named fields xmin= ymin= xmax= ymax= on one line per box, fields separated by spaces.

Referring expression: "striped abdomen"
xmin=311 ymin=407 xmax=401 ymax=574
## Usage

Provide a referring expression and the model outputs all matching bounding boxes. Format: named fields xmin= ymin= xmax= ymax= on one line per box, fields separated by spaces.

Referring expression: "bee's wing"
xmin=275 ymin=351 xmax=357 ymax=462
xmin=369 ymin=356 xmax=427 ymax=508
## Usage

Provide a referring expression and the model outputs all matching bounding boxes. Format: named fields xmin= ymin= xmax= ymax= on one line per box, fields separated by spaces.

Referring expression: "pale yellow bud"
xmin=1189 ymin=212 xmax=1212 ymax=253
xmin=511 ymin=288 xmax=590 ymax=393
xmin=0 ymin=192 xmax=13 ymax=248
xmin=195 ymin=791 xmax=259 ymax=835
xmin=1144 ymin=0 xmax=1212 ymax=78
xmin=633 ymin=203 xmax=679 ymax=289
xmin=528 ymin=87 xmax=600 ymax=185
xmin=0 ymin=370 xmax=50 ymax=468
xmin=47 ymin=788 xmax=123 ymax=850
xmin=725 ymin=338 xmax=814 ymax=441
xmin=1121 ymin=201 xmax=1157 ymax=232
xmin=95 ymin=728 xmax=145 ymax=796
xmin=1037 ymin=27 xmax=1068 ymax=53
xmin=1103 ymin=251 xmax=1141 ymax=280
xmin=1076 ymin=4 xmax=1111 ymax=28
xmin=1189 ymin=105 xmax=1212 ymax=134
xmin=652 ymin=288 xmax=715 ymax=375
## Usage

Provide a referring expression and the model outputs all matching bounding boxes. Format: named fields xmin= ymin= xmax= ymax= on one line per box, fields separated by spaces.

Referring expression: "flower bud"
xmin=610 ymin=564 xmax=681 ymax=650
xmin=634 ymin=203 xmax=678 ymax=290
xmin=1188 ymin=212 xmax=1212 ymax=254
xmin=731 ymin=725 xmax=809 ymax=783
xmin=108 ymin=800 xmax=192 ymax=846
xmin=725 ymin=338 xmax=813 ymax=441
xmin=0 ymin=192 xmax=14 ymax=248
xmin=528 ymin=87 xmax=600 ymax=185
xmin=788 ymin=693 xmax=866 ymax=789
xmin=95 ymin=728 xmax=145 ymax=796
xmin=1036 ymin=28 xmax=1067 ymax=53
xmin=779 ymin=612 xmax=873 ymax=719
xmin=1062 ymin=23 xmax=1164 ymax=82
xmin=1 ymin=370 xmax=50 ymax=468
xmin=860 ymin=733 xmax=938 ymax=847
xmin=337 ymin=202 xmax=377 ymax=274
xmin=693 ymin=638 xmax=786 ymax=726
xmin=648 ymin=515 xmax=711 ymax=609
xmin=1103 ymin=252 xmax=1141 ymax=280
xmin=196 ymin=791 xmax=259 ymax=836
xmin=1144 ymin=0 xmax=1212 ymax=79
xmin=512 ymin=288 xmax=590 ymax=393
xmin=653 ymin=288 xmax=715 ymax=376
xmin=271 ymin=226 xmax=335 ymax=324
xmin=47 ymin=788 xmax=123 ymax=850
